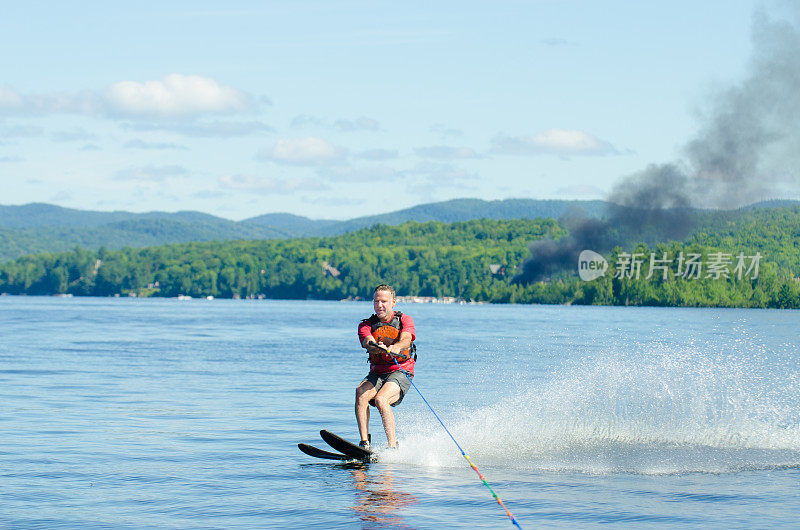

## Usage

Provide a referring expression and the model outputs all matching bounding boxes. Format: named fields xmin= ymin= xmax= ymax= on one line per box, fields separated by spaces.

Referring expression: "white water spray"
xmin=386 ymin=343 xmax=800 ymax=474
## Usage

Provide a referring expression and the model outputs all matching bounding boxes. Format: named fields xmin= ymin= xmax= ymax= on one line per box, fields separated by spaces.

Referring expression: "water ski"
xmin=297 ymin=443 xmax=351 ymax=461
xmin=319 ymin=429 xmax=375 ymax=462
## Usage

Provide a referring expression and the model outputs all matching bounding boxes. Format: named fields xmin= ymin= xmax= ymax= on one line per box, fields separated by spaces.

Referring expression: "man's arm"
xmin=386 ymin=331 xmax=413 ymax=354
xmin=358 ymin=320 xmax=377 ymax=349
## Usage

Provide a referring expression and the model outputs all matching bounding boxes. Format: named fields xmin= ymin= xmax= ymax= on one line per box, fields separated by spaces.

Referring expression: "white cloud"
xmin=38 ymin=91 xmax=101 ymax=114
xmin=317 ymin=164 xmax=399 ymax=182
xmin=554 ymin=184 xmax=606 ymax=198
xmin=51 ymin=127 xmax=96 ymax=142
xmin=291 ymin=114 xmax=381 ymax=132
xmin=492 ymin=129 xmax=618 ymax=156
xmin=0 ymin=75 xmax=257 ymax=119
xmin=414 ymin=145 xmax=480 ymax=159
xmin=192 ymin=189 xmax=226 ymax=199
xmin=395 ymin=161 xmax=480 ymax=199
xmin=0 ymin=88 xmax=103 ymax=115
xmin=356 ymin=148 xmax=399 ymax=160
xmin=106 ymin=74 xmax=252 ymax=117
xmin=401 ymin=161 xmax=479 ymax=183
xmin=320 ymin=159 xmax=477 ymax=185
xmin=122 ymin=119 xmax=273 ymax=137
xmin=50 ymin=190 xmax=72 ymax=202
xmin=333 ymin=116 xmax=380 ymax=132
xmin=0 ymin=86 xmax=24 ymax=108
xmin=218 ymin=174 xmax=322 ymax=194
xmin=113 ymin=164 xmax=189 ymax=182
xmin=106 ymin=74 xmax=246 ymax=117
xmin=124 ymin=139 xmax=188 ymax=150
xmin=429 ymin=123 xmax=463 ymax=137
xmin=259 ymin=136 xmax=344 ymax=165
xmin=291 ymin=114 xmax=324 ymax=128
xmin=0 ymin=124 xmax=44 ymax=138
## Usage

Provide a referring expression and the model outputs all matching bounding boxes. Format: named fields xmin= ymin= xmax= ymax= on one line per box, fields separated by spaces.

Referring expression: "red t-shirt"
xmin=358 ymin=312 xmax=416 ymax=375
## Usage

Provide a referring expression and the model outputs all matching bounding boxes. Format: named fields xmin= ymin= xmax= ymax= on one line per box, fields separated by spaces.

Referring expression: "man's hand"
xmin=364 ymin=340 xmax=387 ymax=354
xmin=364 ymin=338 xmax=410 ymax=362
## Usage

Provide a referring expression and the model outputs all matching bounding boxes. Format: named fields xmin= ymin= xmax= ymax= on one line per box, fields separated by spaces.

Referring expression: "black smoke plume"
xmin=515 ymin=6 xmax=800 ymax=284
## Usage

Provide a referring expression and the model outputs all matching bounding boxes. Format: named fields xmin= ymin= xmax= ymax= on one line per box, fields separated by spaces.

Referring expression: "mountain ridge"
xmin=1 ymin=198 xmax=797 ymax=262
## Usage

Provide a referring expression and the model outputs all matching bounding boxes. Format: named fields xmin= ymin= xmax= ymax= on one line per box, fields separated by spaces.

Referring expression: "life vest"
xmin=365 ymin=311 xmax=416 ymax=365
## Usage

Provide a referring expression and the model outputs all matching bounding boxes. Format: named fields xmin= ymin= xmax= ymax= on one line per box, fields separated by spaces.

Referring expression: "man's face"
xmin=373 ymin=290 xmax=396 ymax=321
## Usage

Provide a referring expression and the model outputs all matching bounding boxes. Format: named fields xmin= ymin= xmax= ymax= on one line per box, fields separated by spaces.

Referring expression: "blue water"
xmin=1 ymin=296 xmax=799 ymax=528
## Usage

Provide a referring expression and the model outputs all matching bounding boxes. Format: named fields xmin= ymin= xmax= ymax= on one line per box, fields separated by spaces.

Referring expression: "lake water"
xmin=1 ymin=296 xmax=798 ymax=528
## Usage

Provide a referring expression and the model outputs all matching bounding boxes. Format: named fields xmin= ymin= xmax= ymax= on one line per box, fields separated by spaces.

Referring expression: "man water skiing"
xmin=356 ymin=284 xmax=416 ymax=449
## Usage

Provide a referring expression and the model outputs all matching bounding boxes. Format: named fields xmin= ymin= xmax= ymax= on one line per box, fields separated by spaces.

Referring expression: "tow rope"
xmin=380 ymin=345 xmax=522 ymax=528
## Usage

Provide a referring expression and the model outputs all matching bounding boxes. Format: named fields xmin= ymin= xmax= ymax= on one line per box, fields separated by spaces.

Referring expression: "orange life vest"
xmin=365 ymin=311 xmax=416 ymax=365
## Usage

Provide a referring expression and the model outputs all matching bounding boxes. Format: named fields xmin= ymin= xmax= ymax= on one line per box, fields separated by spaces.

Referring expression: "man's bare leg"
xmin=355 ymin=380 xmax=377 ymax=443
xmin=372 ymin=382 xmax=401 ymax=447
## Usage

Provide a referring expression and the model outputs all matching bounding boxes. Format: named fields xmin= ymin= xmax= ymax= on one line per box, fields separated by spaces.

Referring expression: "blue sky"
xmin=0 ymin=1 xmax=781 ymax=220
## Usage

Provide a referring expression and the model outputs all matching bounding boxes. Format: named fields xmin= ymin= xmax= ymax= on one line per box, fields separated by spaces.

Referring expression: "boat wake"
xmin=383 ymin=345 xmax=800 ymax=474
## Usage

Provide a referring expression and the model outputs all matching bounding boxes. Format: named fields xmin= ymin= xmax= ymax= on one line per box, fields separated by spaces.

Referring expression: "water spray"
xmin=379 ymin=345 xmax=523 ymax=528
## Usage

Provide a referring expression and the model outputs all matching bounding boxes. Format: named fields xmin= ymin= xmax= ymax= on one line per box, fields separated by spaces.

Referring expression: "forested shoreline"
xmin=1 ymin=208 xmax=799 ymax=309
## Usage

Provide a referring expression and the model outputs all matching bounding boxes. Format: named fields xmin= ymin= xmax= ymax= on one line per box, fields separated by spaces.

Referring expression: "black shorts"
xmin=362 ymin=370 xmax=413 ymax=407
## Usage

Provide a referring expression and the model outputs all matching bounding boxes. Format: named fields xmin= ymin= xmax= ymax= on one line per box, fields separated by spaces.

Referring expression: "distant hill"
xmin=0 ymin=198 xmax=612 ymax=261
xmin=244 ymin=198 xmax=610 ymax=237
xmin=0 ymin=203 xmax=264 ymax=230
xmin=243 ymin=212 xmax=339 ymax=236
xmin=741 ymin=199 xmax=800 ymax=210
xmin=0 ymin=202 xmax=133 ymax=228
xmin=0 ymin=205 xmax=288 ymax=261
xmin=1 ymin=197 xmax=797 ymax=262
